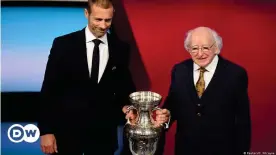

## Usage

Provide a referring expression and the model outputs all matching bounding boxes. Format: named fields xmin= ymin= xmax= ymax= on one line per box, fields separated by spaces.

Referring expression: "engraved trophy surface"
xmin=124 ymin=91 xmax=163 ymax=155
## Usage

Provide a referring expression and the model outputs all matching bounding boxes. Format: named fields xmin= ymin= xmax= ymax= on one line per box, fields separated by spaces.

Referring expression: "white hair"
xmin=184 ymin=26 xmax=223 ymax=54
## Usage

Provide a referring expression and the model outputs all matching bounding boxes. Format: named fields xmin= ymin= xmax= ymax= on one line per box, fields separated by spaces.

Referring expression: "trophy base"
xmin=128 ymin=137 xmax=158 ymax=155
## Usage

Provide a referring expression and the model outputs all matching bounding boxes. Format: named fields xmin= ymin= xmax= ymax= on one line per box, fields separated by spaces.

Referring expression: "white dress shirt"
xmin=193 ymin=55 xmax=219 ymax=89
xmin=85 ymin=26 xmax=109 ymax=83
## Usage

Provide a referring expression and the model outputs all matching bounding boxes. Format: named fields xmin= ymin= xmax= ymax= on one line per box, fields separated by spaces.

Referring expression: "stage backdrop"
xmin=121 ymin=0 xmax=276 ymax=154
xmin=1 ymin=7 xmax=87 ymax=92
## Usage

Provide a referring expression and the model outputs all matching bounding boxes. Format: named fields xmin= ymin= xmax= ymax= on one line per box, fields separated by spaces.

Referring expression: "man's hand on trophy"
xmin=153 ymin=109 xmax=170 ymax=128
xmin=122 ymin=105 xmax=138 ymax=125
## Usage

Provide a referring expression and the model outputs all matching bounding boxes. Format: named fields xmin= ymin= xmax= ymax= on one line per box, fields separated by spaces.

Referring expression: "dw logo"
xmin=7 ymin=124 xmax=40 ymax=143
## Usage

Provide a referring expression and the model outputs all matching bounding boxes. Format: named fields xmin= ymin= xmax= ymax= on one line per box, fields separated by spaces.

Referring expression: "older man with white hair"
xmin=161 ymin=26 xmax=251 ymax=155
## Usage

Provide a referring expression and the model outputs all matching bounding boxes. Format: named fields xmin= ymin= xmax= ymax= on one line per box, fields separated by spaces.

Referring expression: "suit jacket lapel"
xmin=185 ymin=56 xmax=227 ymax=105
xmin=98 ymin=33 xmax=116 ymax=84
xmin=76 ymin=28 xmax=90 ymax=80
xmin=77 ymin=29 xmax=116 ymax=83
xmin=186 ymin=60 xmax=201 ymax=104
xmin=200 ymin=56 xmax=227 ymax=102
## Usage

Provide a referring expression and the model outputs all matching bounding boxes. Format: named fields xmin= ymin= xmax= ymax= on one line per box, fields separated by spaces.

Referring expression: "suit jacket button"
xmin=197 ymin=113 xmax=201 ymax=117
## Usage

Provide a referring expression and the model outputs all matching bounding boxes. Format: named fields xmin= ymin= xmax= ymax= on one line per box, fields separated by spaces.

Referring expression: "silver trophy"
xmin=124 ymin=91 xmax=163 ymax=155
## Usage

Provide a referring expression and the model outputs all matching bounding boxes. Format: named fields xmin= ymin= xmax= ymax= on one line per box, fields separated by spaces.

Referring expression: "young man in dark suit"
xmin=162 ymin=26 xmax=251 ymax=155
xmin=38 ymin=0 xmax=135 ymax=154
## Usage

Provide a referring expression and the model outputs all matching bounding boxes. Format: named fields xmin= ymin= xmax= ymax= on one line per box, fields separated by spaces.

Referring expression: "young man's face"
xmin=85 ymin=4 xmax=114 ymax=38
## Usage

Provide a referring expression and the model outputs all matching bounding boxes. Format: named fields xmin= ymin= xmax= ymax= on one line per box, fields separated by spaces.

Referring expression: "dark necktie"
xmin=196 ymin=67 xmax=207 ymax=98
xmin=91 ymin=39 xmax=102 ymax=85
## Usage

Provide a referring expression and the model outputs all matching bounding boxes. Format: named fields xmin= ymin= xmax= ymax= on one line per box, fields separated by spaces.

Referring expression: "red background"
xmin=115 ymin=0 xmax=276 ymax=154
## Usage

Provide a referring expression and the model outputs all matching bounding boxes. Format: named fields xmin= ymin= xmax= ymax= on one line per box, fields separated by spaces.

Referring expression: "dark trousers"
xmin=53 ymin=130 xmax=116 ymax=155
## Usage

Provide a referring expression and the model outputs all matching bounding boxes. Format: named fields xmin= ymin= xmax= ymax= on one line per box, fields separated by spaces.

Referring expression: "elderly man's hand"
xmin=122 ymin=105 xmax=137 ymax=124
xmin=153 ymin=109 xmax=170 ymax=127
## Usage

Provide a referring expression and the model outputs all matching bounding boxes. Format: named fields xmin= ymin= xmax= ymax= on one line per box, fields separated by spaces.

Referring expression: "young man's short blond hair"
xmin=87 ymin=0 xmax=113 ymax=13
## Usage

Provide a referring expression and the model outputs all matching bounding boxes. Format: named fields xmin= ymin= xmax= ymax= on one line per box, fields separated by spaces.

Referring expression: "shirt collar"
xmin=85 ymin=25 xmax=108 ymax=44
xmin=193 ymin=55 xmax=219 ymax=73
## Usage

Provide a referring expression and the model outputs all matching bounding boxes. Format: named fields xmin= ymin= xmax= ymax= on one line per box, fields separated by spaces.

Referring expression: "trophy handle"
xmin=151 ymin=106 xmax=164 ymax=127
xmin=152 ymin=106 xmax=162 ymax=111
xmin=126 ymin=105 xmax=138 ymax=125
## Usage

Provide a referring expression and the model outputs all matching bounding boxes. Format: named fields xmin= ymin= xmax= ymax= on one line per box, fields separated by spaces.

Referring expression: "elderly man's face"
xmin=189 ymin=29 xmax=218 ymax=67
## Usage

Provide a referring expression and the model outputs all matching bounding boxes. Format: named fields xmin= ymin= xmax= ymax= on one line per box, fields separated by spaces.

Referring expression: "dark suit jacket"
xmin=162 ymin=56 xmax=251 ymax=155
xmin=37 ymin=28 xmax=136 ymax=152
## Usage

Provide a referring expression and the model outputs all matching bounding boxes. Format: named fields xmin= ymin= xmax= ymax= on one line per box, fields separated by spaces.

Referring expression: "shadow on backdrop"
xmin=111 ymin=0 xmax=152 ymax=154
xmin=112 ymin=0 xmax=151 ymax=91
